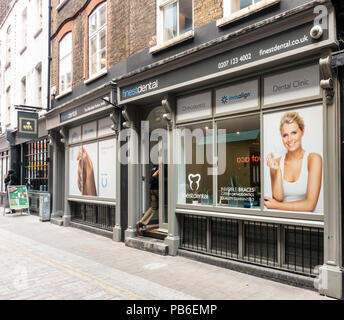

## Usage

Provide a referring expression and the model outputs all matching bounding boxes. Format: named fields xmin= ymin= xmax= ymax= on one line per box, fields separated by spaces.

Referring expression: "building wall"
xmin=0 ymin=0 xmax=49 ymax=132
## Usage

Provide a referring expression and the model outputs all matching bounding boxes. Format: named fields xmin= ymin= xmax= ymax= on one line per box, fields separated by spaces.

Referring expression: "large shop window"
xmin=217 ymin=115 xmax=260 ymax=209
xmin=69 ymin=117 xmax=116 ymax=199
xmin=89 ymin=2 xmax=107 ymax=77
xmin=176 ymin=64 xmax=323 ymax=218
xmin=177 ymin=122 xmax=214 ymax=206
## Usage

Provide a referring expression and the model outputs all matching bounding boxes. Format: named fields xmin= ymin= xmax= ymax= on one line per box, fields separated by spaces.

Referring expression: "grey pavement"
xmin=0 ymin=211 xmax=332 ymax=300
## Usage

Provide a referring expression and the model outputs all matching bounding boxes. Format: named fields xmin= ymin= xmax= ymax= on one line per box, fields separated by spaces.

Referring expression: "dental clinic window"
xmin=158 ymin=0 xmax=193 ymax=43
xmin=59 ymin=32 xmax=72 ymax=94
xmin=176 ymin=91 xmax=213 ymax=206
xmin=217 ymin=115 xmax=261 ymax=209
xmin=68 ymin=116 xmax=116 ymax=199
xmin=89 ymin=2 xmax=107 ymax=77
xmin=177 ymin=123 xmax=214 ymax=206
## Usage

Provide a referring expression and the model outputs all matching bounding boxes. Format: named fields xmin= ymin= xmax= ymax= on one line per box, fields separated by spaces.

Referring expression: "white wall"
xmin=0 ymin=0 xmax=49 ymax=132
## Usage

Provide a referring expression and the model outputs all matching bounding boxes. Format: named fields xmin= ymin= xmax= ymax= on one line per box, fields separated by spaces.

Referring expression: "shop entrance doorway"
xmin=140 ymin=106 xmax=168 ymax=239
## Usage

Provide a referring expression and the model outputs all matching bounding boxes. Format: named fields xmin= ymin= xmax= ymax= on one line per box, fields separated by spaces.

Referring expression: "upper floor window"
xmin=22 ymin=8 xmax=27 ymax=47
xmin=59 ymin=32 xmax=72 ymax=94
xmin=158 ymin=0 xmax=193 ymax=43
xmin=35 ymin=63 xmax=42 ymax=105
xmin=219 ymin=0 xmax=279 ymax=26
xmin=36 ymin=0 xmax=43 ymax=28
xmin=6 ymin=26 xmax=11 ymax=65
xmin=89 ymin=2 xmax=107 ymax=77
xmin=21 ymin=77 xmax=26 ymax=105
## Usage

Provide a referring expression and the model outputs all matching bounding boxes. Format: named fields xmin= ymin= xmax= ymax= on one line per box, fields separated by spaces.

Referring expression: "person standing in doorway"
xmin=136 ymin=166 xmax=159 ymax=236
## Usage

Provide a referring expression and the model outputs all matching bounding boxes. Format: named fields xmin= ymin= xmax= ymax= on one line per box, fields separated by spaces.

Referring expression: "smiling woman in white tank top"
xmin=265 ymin=112 xmax=322 ymax=213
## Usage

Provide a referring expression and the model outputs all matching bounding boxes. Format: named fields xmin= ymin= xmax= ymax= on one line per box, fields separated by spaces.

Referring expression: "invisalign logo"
xmin=221 ymin=92 xmax=251 ymax=104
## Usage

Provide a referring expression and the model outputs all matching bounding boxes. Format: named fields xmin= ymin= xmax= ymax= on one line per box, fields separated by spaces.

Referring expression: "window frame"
xmin=156 ymin=0 xmax=194 ymax=46
xmin=88 ymin=2 xmax=107 ymax=78
xmin=58 ymin=32 xmax=73 ymax=95
xmin=217 ymin=0 xmax=280 ymax=27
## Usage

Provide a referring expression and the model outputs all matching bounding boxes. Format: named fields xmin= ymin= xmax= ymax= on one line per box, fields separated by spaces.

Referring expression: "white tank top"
xmin=280 ymin=152 xmax=308 ymax=203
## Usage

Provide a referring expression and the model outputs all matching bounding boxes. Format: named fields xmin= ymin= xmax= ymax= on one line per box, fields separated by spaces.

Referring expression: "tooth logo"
xmin=188 ymin=174 xmax=201 ymax=192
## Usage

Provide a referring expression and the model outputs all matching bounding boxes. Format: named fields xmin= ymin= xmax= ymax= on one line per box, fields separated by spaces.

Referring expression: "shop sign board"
xmin=7 ymin=185 xmax=29 ymax=210
xmin=17 ymin=111 xmax=38 ymax=139
xmin=263 ymin=65 xmax=320 ymax=106
xmin=119 ymin=21 xmax=330 ymax=103
xmin=215 ymin=79 xmax=259 ymax=114
xmin=176 ymin=91 xmax=212 ymax=122
xmin=60 ymin=95 xmax=110 ymax=123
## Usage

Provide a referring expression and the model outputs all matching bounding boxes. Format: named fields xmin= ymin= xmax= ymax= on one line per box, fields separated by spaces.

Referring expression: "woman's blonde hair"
xmin=280 ymin=111 xmax=305 ymax=133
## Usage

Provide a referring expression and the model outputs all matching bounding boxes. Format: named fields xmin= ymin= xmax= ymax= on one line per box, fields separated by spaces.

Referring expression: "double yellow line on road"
xmin=0 ymin=235 xmax=148 ymax=300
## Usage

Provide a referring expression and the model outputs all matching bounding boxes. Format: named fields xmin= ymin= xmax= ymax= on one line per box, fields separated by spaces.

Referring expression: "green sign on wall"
xmin=7 ymin=185 xmax=29 ymax=210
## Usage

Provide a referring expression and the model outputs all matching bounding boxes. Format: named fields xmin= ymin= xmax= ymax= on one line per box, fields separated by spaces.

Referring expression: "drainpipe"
xmin=47 ymin=0 xmax=52 ymax=111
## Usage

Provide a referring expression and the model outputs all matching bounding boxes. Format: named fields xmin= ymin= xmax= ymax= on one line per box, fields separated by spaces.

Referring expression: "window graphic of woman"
xmin=264 ymin=112 xmax=322 ymax=212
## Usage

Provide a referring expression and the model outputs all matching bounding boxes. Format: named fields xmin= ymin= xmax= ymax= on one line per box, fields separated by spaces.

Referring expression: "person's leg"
xmin=136 ymin=190 xmax=159 ymax=235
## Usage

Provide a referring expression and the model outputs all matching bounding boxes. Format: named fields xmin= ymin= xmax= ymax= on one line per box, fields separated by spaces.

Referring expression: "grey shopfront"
xmin=45 ymin=85 xmax=124 ymax=240
xmin=116 ymin=3 xmax=343 ymax=299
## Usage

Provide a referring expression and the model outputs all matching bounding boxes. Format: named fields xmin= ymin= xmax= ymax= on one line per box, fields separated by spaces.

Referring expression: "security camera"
xmin=310 ymin=25 xmax=323 ymax=40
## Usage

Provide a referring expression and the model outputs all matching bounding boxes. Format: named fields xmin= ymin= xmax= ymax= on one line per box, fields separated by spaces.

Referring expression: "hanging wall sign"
xmin=60 ymin=95 xmax=110 ymax=123
xmin=18 ymin=111 xmax=38 ymax=139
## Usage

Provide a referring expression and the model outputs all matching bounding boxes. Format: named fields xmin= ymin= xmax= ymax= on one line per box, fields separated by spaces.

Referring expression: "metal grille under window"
xmin=284 ymin=226 xmax=324 ymax=275
xmin=210 ymin=218 xmax=238 ymax=258
xmin=70 ymin=202 xmax=115 ymax=231
xmin=181 ymin=215 xmax=207 ymax=252
xmin=244 ymin=222 xmax=278 ymax=266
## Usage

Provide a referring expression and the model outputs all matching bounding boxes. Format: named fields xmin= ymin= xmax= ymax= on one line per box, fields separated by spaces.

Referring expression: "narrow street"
xmin=0 ymin=212 xmax=331 ymax=300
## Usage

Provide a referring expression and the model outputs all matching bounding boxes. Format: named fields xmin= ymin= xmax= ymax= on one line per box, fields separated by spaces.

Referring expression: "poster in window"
xmin=98 ymin=139 xmax=116 ymax=198
xmin=263 ymin=105 xmax=323 ymax=214
xmin=69 ymin=145 xmax=82 ymax=196
xmin=81 ymin=142 xmax=98 ymax=197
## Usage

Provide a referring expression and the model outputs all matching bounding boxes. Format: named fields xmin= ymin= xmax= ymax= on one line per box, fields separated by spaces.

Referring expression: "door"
xmin=141 ymin=106 xmax=168 ymax=233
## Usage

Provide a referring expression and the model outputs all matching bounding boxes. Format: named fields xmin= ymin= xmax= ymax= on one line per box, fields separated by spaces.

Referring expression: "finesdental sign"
xmin=121 ymin=80 xmax=159 ymax=99
xmin=264 ymin=65 xmax=320 ymax=106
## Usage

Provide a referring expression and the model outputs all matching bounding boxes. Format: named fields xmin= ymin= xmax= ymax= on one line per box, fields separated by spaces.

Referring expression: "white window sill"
xmin=149 ymin=30 xmax=194 ymax=54
xmin=216 ymin=0 xmax=280 ymax=28
xmin=55 ymin=88 xmax=72 ymax=100
xmin=34 ymin=27 xmax=42 ymax=39
xmin=84 ymin=69 xmax=107 ymax=84
xmin=56 ymin=0 xmax=70 ymax=11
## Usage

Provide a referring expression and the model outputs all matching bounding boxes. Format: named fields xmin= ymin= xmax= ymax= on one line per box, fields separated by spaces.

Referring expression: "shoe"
xmin=136 ymin=222 xmax=143 ymax=236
